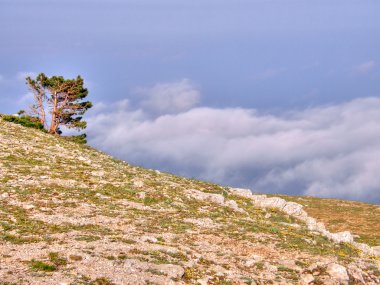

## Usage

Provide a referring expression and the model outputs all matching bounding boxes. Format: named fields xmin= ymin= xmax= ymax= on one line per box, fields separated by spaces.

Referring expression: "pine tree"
xmin=25 ymin=73 xmax=92 ymax=135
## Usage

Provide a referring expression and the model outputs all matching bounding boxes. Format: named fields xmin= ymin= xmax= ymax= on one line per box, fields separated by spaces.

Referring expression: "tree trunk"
xmin=38 ymin=95 xmax=45 ymax=127
xmin=49 ymin=92 xmax=58 ymax=134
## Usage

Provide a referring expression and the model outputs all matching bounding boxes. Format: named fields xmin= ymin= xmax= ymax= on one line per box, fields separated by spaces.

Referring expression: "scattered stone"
xmin=326 ymin=263 xmax=349 ymax=282
xmin=95 ymin=193 xmax=110 ymax=200
xmin=155 ymin=264 xmax=184 ymax=279
xmin=373 ymin=246 xmax=380 ymax=255
xmin=224 ymin=199 xmax=246 ymax=213
xmin=265 ymin=263 xmax=278 ymax=272
xmin=188 ymin=189 xmax=225 ymax=205
xmin=24 ymin=204 xmax=35 ymax=210
xmin=141 ymin=236 xmax=158 ymax=243
xmin=184 ymin=218 xmax=216 ymax=228
xmin=91 ymin=170 xmax=105 ymax=177
xmin=328 ymin=231 xmax=354 ymax=243
xmin=187 ymin=189 xmax=245 ymax=213
xmin=300 ymin=274 xmax=314 ymax=284
xmin=229 ymin=187 xmax=253 ymax=199
xmin=0 ymin=118 xmax=379 ymax=285
xmin=347 ymin=264 xmax=365 ymax=284
xmin=229 ymin=187 xmax=378 ymax=256
xmin=133 ymin=180 xmax=144 ymax=188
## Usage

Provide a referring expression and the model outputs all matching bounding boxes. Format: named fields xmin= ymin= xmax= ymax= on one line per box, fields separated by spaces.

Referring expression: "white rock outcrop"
xmin=326 ymin=263 xmax=349 ymax=282
xmin=229 ymin=187 xmax=379 ymax=256
xmin=187 ymin=189 xmax=246 ymax=213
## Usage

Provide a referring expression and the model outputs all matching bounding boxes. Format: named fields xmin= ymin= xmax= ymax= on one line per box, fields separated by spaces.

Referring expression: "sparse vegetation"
xmin=0 ymin=118 xmax=379 ymax=284
xmin=2 ymin=114 xmax=44 ymax=130
xmin=276 ymin=194 xmax=380 ymax=246
xmin=29 ymin=260 xmax=56 ymax=272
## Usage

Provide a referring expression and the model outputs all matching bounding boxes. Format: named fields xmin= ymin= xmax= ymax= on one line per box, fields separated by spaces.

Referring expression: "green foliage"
xmin=29 ymin=259 xmax=56 ymax=271
xmin=48 ymin=252 xmax=68 ymax=266
xmin=63 ymin=134 xmax=88 ymax=144
xmin=89 ymin=277 xmax=115 ymax=285
xmin=25 ymin=72 xmax=92 ymax=136
xmin=2 ymin=115 xmax=44 ymax=131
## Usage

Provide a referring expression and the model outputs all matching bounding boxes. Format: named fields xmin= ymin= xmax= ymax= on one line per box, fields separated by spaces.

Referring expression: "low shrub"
xmin=2 ymin=115 xmax=44 ymax=131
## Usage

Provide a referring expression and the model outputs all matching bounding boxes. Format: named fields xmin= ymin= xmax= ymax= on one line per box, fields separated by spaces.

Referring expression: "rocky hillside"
xmin=0 ymin=118 xmax=379 ymax=285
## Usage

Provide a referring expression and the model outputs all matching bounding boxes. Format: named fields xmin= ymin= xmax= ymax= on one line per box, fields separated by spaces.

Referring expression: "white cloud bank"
xmin=86 ymin=81 xmax=380 ymax=204
xmin=135 ymin=79 xmax=200 ymax=115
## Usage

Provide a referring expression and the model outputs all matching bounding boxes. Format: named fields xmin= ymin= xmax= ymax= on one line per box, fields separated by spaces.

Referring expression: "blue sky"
xmin=1 ymin=1 xmax=380 ymax=203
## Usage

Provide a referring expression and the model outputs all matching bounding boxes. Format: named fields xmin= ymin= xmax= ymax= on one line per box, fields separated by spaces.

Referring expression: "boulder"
xmin=326 ymin=263 xmax=349 ymax=282
xmin=329 ymin=231 xmax=354 ymax=243
xmin=300 ymin=274 xmax=314 ymax=285
xmin=229 ymin=187 xmax=253 ymax=199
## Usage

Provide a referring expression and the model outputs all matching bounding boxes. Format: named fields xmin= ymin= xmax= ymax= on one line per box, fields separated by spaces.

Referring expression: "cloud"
xmin=86 ymin=95 xmax=380 ymax=204
xmin=354 ymin=61 xmax=376 ymax=74
xmin=135 ymin=79 xmax=200 ymax=115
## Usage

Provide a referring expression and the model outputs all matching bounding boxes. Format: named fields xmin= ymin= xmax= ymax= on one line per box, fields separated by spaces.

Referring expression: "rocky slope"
xmin=0 ymin=118 xmax=379 ymax=285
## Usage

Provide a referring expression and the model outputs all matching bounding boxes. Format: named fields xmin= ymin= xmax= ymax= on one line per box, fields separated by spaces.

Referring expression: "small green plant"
xmin=48 ymin=252 xmax=67 ymax=266
xmin=90 ymin=277 xmax=115 ymax=285
xmin=63 ymin=134 xmax=88 ymax=144
xmin=182 ymin=267 xmax=198 ymax=281
xmin=157 ymin=236 xmax=165 ymax=243
xmin=29 ymin=259 xmax=56 ymax=271
xmin=240 ymin=276 xmax=254 ymax=285
xmin=269 ymin=226 xmax=280 ymax=234
xmin=254 ymin=262 xmax=264 ymax=270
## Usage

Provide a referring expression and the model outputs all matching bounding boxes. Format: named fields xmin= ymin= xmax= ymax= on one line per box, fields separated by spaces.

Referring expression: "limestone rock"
xmin=91 ymin=170 xmax=105 ymax=177
xmin=373 ymin=246 xmax=380 ymax=255
xmin=229 ymin=187 xmax=253 ymax=199
xmin=141 ymin=235 xmax=158 ymax=243
xmin=188 ymin=189 xmax=225 ymax=204
xmin=155 ymin=264 xmax=184 ymax=279
xmin=187 ymin=189 xmax=246 ymax=213
xmin=0 ymin=192 xmax=9 ymax=199
xmin=137 ymin=192 xmax=146 ymax=199
xmin=328 ymin=231 xmax=354 ymax=243
xmin=184 ymin=218 xmax=216 ymax=228
xmin=282 ymin=202 xmax=306 ymax=217
xmin=133 ymin=180 xmax=144 ymax=188
xmin=24 ymin=204 xmax=35 ymax=210
xmin=326 ymin=263 xmax=349 ymax=282
xmin=224 ymin=199 xmax=246 ymax=213
xmin=300 ymin=274 xmax=314 ymax=285
xmin=347 ymin=264 xmax=365 ymax=284
xmin=229 ymin=185 xmax=379 ymax=256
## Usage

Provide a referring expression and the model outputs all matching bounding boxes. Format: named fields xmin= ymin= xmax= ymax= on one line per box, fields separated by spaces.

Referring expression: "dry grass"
xmin=277 ymin=195 xmax=380 ymax=246
xmin=1 ymin=118 xmax=379 ymax=284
